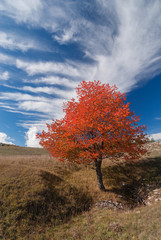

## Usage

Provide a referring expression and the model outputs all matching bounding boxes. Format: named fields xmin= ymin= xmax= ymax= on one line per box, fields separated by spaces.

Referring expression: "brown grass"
xmin=0 ymin=145 xmax=161 ymax=239
xmin=0 ymin=145 xmax=47 ymax=156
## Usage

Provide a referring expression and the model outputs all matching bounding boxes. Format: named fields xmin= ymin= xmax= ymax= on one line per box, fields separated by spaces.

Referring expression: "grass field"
xmin=0 ymin=144 xmax=161 ymax=239
xmin=0 ymin=144 xmax=47 ymax=156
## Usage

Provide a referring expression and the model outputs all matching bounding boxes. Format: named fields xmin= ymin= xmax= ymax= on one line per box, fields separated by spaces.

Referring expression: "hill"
xmin=0 ymin=144 xmax=47 ymax=156
xmin=0 ymin=143 xmax=161 ymax=239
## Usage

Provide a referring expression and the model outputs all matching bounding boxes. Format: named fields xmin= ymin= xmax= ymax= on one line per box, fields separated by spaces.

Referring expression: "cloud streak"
xmin=0 ymin=92 xmax=65 ymax=118
xmin=26 ymin=76 xmax=78 ymax=88
xmin=0 ymin=31 xmax=49 ymax=52
xmin=16 ymin=59 xmax=81 ymax=77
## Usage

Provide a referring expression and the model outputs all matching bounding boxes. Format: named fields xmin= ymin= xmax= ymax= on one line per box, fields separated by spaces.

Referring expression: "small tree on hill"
xmin=37 ymin=80 xmax=148 ymax=191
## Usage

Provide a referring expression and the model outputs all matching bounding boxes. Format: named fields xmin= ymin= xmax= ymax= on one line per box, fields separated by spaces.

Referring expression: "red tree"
xmin=37 ymin=81 xmax=148 ymax=191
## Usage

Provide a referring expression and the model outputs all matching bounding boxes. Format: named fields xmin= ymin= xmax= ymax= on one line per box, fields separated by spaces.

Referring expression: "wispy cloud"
xmin=0 ymin=0 xmax=70 ymax=32
xmin=0 ymin=92 xmax=65 ymax=118
xmin=9 ymin=0 xmax=161 ymax=92
xmin=0 ymin=0 xmax=43 ymax=26
xmin=20 ymin=86 xmax=76 ymax=99
xmin=2 ymin=0 xmax=161 ymax=92
xmin=18 ymin=100 xmax=63 ymax=116
xmin=0 ymin=71 xmax=9 ymax=80
xmin=0 ymin=92 xmax=48 ymax=101
xmin=27 ymin=76 xmax=78 ymax=88
xmin=0 ymin=53 xmax=14 ymax=64
xmin=0 ymin=31 xmax=48 ymax=52
xmin=16 ymin=59 xmax=80 ymax=77
xmin=2 ymin=84 xmax=76 ymax=99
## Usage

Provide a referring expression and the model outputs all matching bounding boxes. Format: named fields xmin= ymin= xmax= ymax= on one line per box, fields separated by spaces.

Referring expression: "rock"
xmin=95 ymin=200 xmax=124 ymax=210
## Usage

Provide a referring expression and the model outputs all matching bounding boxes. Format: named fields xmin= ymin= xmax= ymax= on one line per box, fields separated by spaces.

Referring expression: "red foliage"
xmin=37 ymin=80 xmax=148 ymax=164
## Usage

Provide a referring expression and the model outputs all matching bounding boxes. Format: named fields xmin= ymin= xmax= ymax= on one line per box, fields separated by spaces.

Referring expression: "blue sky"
xmin=0 ymin=0 xmax=161 ymax=147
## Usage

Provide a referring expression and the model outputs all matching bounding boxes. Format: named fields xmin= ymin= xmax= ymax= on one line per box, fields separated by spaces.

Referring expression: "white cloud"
xmin=19 ymin=99 xmax=64 ymax=119
xmin=0 ymin=91 xmax=65 ymax=118
xmin=0 ymin=71 xmax=9 ymax=80
xmin=93 ymin=0 xmax=161 ymax=91
xmin=16 ymin=59 xmax=80 ymax=77
xmin=0 ymin=31 xmax=47 ymax=52
xmin=0 ymin=53 xmax=14 ymax=64
xmin=2 ymin=1 xmax=161 ymax=92
xmin=2 ymin=84 xmax=76 ymax=99
xmin=0 ymin=102 xmax=48 ymax=118
xmin=25 ymin=126 xmax=42 ymax=148
xmin=22 ymin=121 xmax=49 ymax=147
xmin=0 ymin=0 xmax=69 ymax=32
xmin=0 ymin=0 xmax=43 ymax=26
xmin=150 ymin=133 xmax=161 ymax=141
xmin=19 ymin=100 xmax=58 ymax=114
xmin=0 ymin=132 xmax=14 ymax=144
xmin=27 ymin=76 xmax=78 ymax=88
xmin=14 ymin=0 xmax=161 ymax=92
xmin=54 ymin=25 xmax=76 ymax=44
xmin=21 ymin=86 xmax=76 ymax=99
xmin=0 ymin=92 xmax=48 ymax=101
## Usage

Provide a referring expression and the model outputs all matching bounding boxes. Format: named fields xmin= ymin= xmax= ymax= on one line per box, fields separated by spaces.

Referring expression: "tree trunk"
xmin=95 ymin=158 xmax=106 ymax=191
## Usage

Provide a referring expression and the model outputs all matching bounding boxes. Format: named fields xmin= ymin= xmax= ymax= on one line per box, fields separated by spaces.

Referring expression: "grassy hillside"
xmin=0 ymin=144 xmax=161 ymax=239
xmin=0 ymin=144 xmax=47 ymax=156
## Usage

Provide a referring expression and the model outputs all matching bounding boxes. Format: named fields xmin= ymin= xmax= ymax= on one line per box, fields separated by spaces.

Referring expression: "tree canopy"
xmin=37 ymin=80 xmax=148 ymax=190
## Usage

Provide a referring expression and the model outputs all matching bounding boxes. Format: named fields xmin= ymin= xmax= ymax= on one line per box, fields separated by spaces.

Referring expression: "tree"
xmin=37 ymin=80 xmax=148 ymax=191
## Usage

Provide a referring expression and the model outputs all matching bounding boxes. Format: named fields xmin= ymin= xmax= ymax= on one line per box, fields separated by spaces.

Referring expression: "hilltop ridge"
xmin=0 ymin=143 xmax=47 ymax=155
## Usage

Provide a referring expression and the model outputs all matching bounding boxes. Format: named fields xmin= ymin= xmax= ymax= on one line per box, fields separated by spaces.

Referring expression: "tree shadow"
xmin=17 ymin=170 xmax=93 ymax=226
xmin=102 ymin=157 xmax=161 ymax=208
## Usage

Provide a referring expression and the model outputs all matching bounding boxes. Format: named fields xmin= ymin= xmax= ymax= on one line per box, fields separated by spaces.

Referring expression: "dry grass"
xmin=0 ymin=145 xmax=47 ymax=156
xmin=0 ymin=145 xmax=161 ymax=239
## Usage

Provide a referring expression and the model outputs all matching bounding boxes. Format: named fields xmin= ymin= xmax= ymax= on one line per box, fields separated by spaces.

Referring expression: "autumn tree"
xmin=37 ymin=80 xmax=148 ymax=191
